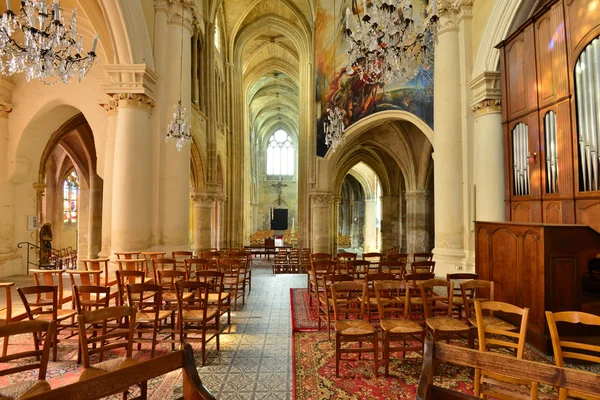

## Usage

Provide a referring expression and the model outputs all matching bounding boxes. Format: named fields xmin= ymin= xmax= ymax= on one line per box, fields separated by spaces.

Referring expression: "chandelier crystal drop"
xmin=324 ymin=106 xmax=346 ymax=153
xmin=0 ymin=0 xmax=98 ymax=84
xmin=344 ymin=0 xmax=438 ymax=85
xmin=165 ymin=100 xmax=192 ymax=152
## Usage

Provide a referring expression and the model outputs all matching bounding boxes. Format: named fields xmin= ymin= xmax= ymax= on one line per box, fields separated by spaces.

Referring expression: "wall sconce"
xmin=527 ymin=151 xmax=537 ymax=164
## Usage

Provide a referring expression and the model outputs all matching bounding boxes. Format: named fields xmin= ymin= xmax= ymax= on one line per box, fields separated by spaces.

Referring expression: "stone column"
xmin=88 ymin=173 xmax=103 ymax=259
xmin=381 ymin=196 xmax=399 ymax=253
xmin=110 ymin=94 xmax=155 ymax=251
xmin=310 ymin=192 xmax=332 ymax=254
xmin=0 ymin=98 xmax=13 ymax=254
xmin=363 ymin=199 xmax=377 ymax=252
xmin=99 ymin=100 xmax=117 ymax=256
xmin=433 ymin=3 xmax=466 ymax=275
xmin=331 ymin=196 xmax=341 ymax=253
xmin=192 ymin=189 xmax=215 ymax=254
xmin=159 ymin=1 xmax=195 ymax=248
xmin=470 ymin=72 xmax=504 ymax=222
xmin=216 ymin=192 xmax=225 ymax=250
xmin=350 ymin=200 xmax=362 ymax=248
xmin=406 ymin=190 xmax=432 ymax=258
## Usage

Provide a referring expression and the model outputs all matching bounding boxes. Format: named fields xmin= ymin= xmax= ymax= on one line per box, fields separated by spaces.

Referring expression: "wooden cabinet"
xmin=475 ymin=221 xmax=600 ymax=352
xmin=498 ymin=0 xmax=600 ymax=230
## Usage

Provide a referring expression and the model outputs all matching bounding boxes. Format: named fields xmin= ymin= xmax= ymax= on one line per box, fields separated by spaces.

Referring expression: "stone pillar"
xmin=110 ymin=94 xmax=155 ymax=251
xmin=433 ymin=3 xmax=465 ymax=275
xmin=381 ymin=196 xmax=399 ymax=253
xmin=310 ymin=192 xmax=332 ymax=254
xmin=350 ymin=200 xmax=363 ymax=248
xmin=331 ymin=196 xmax=341 ymax=253
xmin=159 ymin=1 xmax=195 ymax=248
xmin=192 ymin=189 xmax=215 ymax=254
xmin=88 ymin=173 xmax=103 ymax=259
xmin=364 ymin=199 xmax=377 ymax=252
xmin=216 ymin=193 xmax=225 ymax=250
xmin=406 ymin=190 xmax=432 ymax=258
xmin=99 ymin=100 xmax=117 ymax=257
xmin=0 ymin=97 xmax=13 ymax=254
xmin=470 ymin=72 xmax=504 ymax=223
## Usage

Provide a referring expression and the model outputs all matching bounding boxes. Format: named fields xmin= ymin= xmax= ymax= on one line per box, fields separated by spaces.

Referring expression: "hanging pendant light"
xmin=166 ymin=1 xmax=192 ymax=152
xmin=325 ymin=0 xmax=346 ymax=153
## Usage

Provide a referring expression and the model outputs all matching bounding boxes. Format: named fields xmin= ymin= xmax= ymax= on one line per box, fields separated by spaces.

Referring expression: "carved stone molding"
xmin=102 ymin=64 xmax=158 ymax=103
xmin=98 ymin=96 xmax=118 ymax=114
xmin=154 ymin=0 xmax=169 ymax=12
xmin=191 ymin=189 xmax=217 ymax=206
xmin=471 ymin=99 xmax=502 ymax=116
xmin=33 ymin=182 xmax=47 ymax=195
xmin=405 ymin=190 xmax=430 ymax=201
xmin=310 ymin=192 xmax=333 ymax=207
xmin=167 ymin=0 xmax=200 ymax=33
xmin=110 ymin=93 xmax=155 ymax=112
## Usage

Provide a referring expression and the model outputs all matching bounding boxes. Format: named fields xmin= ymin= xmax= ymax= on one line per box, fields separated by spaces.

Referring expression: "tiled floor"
xmin=192 ymin=261 xmax=305 ymax=400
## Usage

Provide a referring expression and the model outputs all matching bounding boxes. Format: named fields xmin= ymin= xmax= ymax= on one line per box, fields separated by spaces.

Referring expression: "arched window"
xmin=63 ymin=170 xmax=79 ymax=224
xmin=214 ymin=18 xmax=221 ymax=51
xmin=266 ymin=130 xmax=294 ymax=177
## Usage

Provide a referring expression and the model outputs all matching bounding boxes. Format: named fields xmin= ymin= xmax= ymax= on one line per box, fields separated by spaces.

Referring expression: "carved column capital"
xmin=405 ymin=190 xmax=430 ymax=201
xmin=310 ymin=191 xmax=333 ymax=207
xmin=154 ymin=0 xmax=169 ymax=13
xmin=33 ymin=182 xmax=47 ymax=195
xmin=98 ymin=95 xmax=118 ymax=114
xmin=167 ymin=0 xmax=199 ymax=33
xmin=469 ymin=71 xmax=502 ymax=116
xmin=110 ymin=93 xmax=156 ymax=112
xmin=191 ymin=188 xmax=217 ymax=206
xmin=471 ymin=99 xmax=502 ymax=116
xmin=102 ymin=64 xmax=158 ymax=106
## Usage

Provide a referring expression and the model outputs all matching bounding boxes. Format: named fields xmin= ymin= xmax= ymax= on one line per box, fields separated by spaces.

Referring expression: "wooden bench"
xmin=417 ymin=338 xmax=600 ymax=400
xmin=27 ymin=344 xmax=216 ymax=400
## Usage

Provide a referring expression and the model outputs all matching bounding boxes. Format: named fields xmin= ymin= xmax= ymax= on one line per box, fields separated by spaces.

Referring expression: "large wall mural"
xmin=316 ymin=0 xmax=434 ymax=157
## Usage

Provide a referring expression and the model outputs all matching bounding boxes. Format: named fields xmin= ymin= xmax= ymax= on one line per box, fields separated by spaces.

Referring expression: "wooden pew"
xmin=417 ymin=338 xmax=600 ymax=400
xmin=27 ymin=344 xmax=216 ymax=400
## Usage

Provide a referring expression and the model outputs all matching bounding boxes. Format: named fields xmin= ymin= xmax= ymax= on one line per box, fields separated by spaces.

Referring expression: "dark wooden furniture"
xmin=497 ymin=0 xmax=600 ymax=228
xmin=475 ymin=221 xmax=600 ymax=352
xmin=416 ymin=339 xmax=600 ymax=400
xmin=27 ymin=343 xmax=216 ymax=400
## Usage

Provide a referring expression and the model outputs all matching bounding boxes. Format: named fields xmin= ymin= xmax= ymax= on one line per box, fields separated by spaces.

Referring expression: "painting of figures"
xmin=315 ymin=0 xmax=434 ymax=157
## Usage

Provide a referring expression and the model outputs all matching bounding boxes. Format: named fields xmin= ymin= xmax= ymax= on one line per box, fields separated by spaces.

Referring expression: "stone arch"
xmin=190 ymin=137 xmax=206 ymax=190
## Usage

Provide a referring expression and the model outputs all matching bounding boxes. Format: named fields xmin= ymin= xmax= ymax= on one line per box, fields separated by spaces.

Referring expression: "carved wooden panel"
xmin=565 ymin=0 xmax=600 ymax=59
xmin=505 ymin=26 xmax=538 ymax=120
xmin=543 ymin=201 xmax=561 ymax=223
xmin=491 ymin=229 xmax=519 ymax=302
xmin=512 ymin=202 xmax=531 ymax=222
xmin=523 ymin=230 xmax=542 ymax=330
xmin=575 ymin=199 xmax=600 ymax=232
xmin=548 ymin=255 xmax=579 ymax=312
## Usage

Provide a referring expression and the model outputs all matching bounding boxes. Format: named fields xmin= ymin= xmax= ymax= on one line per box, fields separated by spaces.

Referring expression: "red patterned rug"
xmin=291 ymin=288 xmax=318 ymax=332
xmin=292 ymin=331 xmax=600 ymax=400
xmin=0 ymin=330 xmax=195 ymax=399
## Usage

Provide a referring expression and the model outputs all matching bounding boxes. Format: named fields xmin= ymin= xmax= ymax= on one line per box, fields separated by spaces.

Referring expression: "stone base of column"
xmin=0 ymin=251 xmax=22 ymax=278
xmin=432 ymin=247 xmax=467 ymax=277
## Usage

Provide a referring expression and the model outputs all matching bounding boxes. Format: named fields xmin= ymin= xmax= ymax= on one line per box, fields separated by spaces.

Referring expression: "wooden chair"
xmin=0 ymin=320 xmax=55 ymax=399
xmin=115 ymin=270 xmax=148 ymax=306
xmin=419 ymin=279 xmax=472 ymax=347
xmin=156 ymin=269 xmax=191 ymax=309
xmin=362 ymin=252 xmax=384 ymax=274
xmin=17 ymin=285 xmax=78 ymax=362
xmin=319 ymin=274 xmax=354 ymax=338
xmin=273 ymin=252 xmax=288 ymax=274
xmin=330 ymin=281 xmax=378 ymax=378
xmin=288 ymin=252 xmax=301 ymax=273
xmin=126 ymin=283 xmax=175 ymax=357
xmin=473 ymin=300 xmax=535 ymax=399
xmin=336 ymin=253 xmax=357 ymax=274
xmin=185 ymin=258 xmax=211 ymax=278
xmin=77 ymin=306 xmax=147 ymax=399
xmin=413 ymin=252 xmax=433 ymax=262
xmin=115 ymin=251 xmax=141 ymax=260
xmin=387 ymin=253 xmax=408 ymax=263
xmin=173 ymin=251 xmax=194 ymax=270
xmin=150 ymin=258 xmax=178 ymax=280
xmin=66 ymin=270 xmax=103 ymax=308
xmin=0 ymin=282 xmax=14 ymax=356
xmin=460 ymin=280 xmax=513 ymax=332
xmin=195 ymin=270 xmax=231 ymax=326
xmin=446 ymin=272 xmax=477 ymax=319
xmin=30 ymin=269 xmax=70 ymax=308
xmin=546 ymin=310 xmax=600 ymax=400
xmin=347 ymin=259 xmax=370 ymax=279
xmin=73 ymin=285 xmax=110 ymax=314
xmin=417 ymin=338 xmax=600 ymax=400
xmin=141 ymin=251 xmax=166 ymax=262
xmin=309 ymin=260 xmax=336 ymax=308
xmin=380 ymin=260 xmax=407 ymax=279
xmin=176 ymin=281 xmax=220 ymax=366
xmin=81 ymin=258 xmax=115 ymax=288
xmin=220 ymin=259 xmax=246 ymax=311
xmin=361 ymin=272 xmax=397 ymax=322
xmin=117 ymin=259 xmax=151 ymax=282
xmin=374 ymin=280 xmax=424 ymax=376
xmin=411 ymin=261 xmax=435 ymax=274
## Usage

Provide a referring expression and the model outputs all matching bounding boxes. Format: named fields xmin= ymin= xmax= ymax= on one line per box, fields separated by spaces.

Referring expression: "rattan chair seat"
xmin=381 ymin=319 xmax=423 ymax=334
xmin=334 ymin=319 xmax=375 ymax=335
xmin=426 ymin=317 xmax=470 ymax=332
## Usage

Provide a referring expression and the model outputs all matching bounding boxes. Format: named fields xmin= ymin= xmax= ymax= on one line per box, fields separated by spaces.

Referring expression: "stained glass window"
xmin=63 ymin=170 xmax=79 ymax=224
xmin=266 ymin=130 xmax=294 ymax=176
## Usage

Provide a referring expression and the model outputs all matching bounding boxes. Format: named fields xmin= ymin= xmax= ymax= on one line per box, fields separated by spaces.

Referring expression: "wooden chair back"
xmin=115 ymin=269 xmax=146 ymax=306
xmin=77 ymin=306 xmax=136 ymax=368
xmin=18 ymin=285 xmax=58 ymax=321
xmin=73 ymin=285 xmax=110 ymax=314
xmin=380 ymin=261 xmax=406 ymax=278
xmin=411 ymin=261 xmax=435 ymax=274
xmin=157 ymin=269 xmax=188 ymax=294
xmin=330 ymin=281 xmax=367 ymax=321
xmin=413 ymin=252 xmax=433 ymax=262
xmin=185 ymin=258 xmax=211 ymax=276
xmin=172 ymin=251 xmax=194 ymax=268
xmin=321 ymin=274 xmax=354 ymax=301
xmin=347 ymin=260 xmax=370 ymax=279
xmin=387 ymin=253 xmax=408 ymax=263
xmin=374 ymin=280 xmax=410 ymax=319
xmin=362 ymin=252 xmax=384 ymax=273
xmin=446 ymin=272 xmax=477 ymax=314
xmin=152 ymin=258 xmax=178 ymax=272
xmin=116 ymin=259 xmax=149 ymax=280
xmin=67 ymin=270 xmax=103 ymax=291
xmin=30 ymin=269 xmax=66 ymax=306
xmin=405 ymin=272 xmax=436 ymax=288
xmin=115 ymin=251 xmax=140 ymax=260
xmin=126 ymin=283 xmax=163 ymax=317
xmin=175 ymin=281 xmax=210 ymax=319
xmin=141 ymin=251 xmax=166 ymax=261
xmin=460 ymin=279 xmax=494 ymax=318
xmin=81 ymin=258 xmax=112 ymax=287
xmin=0 ymin=320 xmax=55 ymax=379
xmin=195 ymin=271 xmax=224 ymax=295
xmin=475 ymin=300 xmax=529 ymax=356
xmin=419 ymin=279 xmax=453 ymax=318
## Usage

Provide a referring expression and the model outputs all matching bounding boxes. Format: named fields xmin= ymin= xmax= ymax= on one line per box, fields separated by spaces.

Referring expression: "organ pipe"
xmin=545 ymin=111 xmax=558 ymax=194
xmin=513 ymin=123 xmax=530 ymax=196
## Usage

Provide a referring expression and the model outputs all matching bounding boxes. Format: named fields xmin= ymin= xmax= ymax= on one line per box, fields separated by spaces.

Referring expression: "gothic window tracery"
xmin=266 ymin=130 xmax=294 ymax=177
xmin=63 ymin=170 xmax=79 ymax=224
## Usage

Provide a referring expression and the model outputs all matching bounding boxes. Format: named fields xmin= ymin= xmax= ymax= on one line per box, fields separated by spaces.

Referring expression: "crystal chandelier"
xmin=0 ymin=0 xmax=98 ymax=84
xmin=324 ymin=106 xmax=346 ymax=152
xmin=165 ymin=1 xmax=192 ymax=152
xmin=344 ymin=0 xmax=438 ymax=85
xmin=325 ymin=0 xmax=345 ymax=152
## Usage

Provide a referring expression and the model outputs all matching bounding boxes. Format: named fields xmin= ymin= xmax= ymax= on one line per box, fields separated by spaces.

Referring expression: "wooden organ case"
xmin=483 ymin=0 xmax=600 ymax=352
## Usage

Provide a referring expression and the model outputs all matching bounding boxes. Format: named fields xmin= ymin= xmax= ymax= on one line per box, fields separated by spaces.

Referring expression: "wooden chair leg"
xmin=384 ymin=334 xmax=390 ymax=377
xmin=151 ymin=322 xmax=158 ymax=358
xmin=335 ymin=333 xmax=341 ymax=378
xmin=373 ymin=333 xmax=378 ymax=378
xmin=2 ymin=335 xmax=8 ymax=357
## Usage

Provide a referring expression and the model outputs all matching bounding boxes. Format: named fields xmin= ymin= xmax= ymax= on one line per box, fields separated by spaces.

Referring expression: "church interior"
xmin=1 ymin=0 xmax=600 ymax=399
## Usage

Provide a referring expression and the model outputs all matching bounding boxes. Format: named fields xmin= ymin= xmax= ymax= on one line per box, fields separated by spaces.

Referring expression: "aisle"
xmin=192 ymin=260 xmax=306 ymax=400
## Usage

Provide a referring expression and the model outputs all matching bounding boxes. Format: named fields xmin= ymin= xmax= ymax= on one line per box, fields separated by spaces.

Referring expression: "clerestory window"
xmin=266 ymin=130 xmax=294 ymax=177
